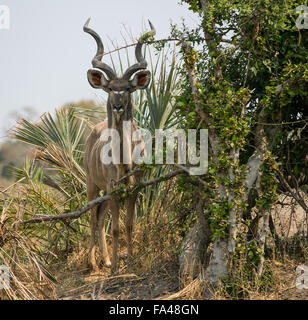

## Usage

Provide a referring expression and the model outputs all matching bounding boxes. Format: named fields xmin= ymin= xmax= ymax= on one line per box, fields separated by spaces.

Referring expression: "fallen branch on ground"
xmin=21 ymin=169 xmax=185 ymax=225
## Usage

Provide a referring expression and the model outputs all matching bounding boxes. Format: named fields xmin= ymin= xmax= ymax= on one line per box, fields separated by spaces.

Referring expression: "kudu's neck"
xmin=108 ymin=98 xmax=135 ymax=168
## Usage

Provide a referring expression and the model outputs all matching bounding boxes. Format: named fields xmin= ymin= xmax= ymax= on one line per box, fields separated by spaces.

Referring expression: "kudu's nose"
xmin=113 ymin=105 xmax=123 ymax=112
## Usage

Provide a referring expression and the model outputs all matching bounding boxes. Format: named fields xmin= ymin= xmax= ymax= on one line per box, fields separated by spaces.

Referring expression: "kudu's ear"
xmin=87 ymin=69 xmax=110 ymax=92
xmin=130 ymin=70 xmax=151 ymax=91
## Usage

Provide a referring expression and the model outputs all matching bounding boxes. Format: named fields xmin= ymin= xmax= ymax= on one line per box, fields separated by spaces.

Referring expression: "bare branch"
xmin=276 ymin=169 xmax=308 ymax=214
xmin=21 ymin=169 xmax=185 ymax=225
xmin=103 ymin=38 xmax=180 ymax=56
xmin=245 ymin=106 xmax=268 ymax=193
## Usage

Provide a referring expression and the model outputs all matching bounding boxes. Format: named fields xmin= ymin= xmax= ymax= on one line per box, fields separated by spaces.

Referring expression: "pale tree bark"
xmin=254 ymin=170 xmax=270 ymax=278
xmin=257 ymin=210 xmax=269 ymax=278
xmin=179 ymin=196 xmax=210 ymax=279
xmin=205 ymin=238 xmax=228 ymax=284
xmin=179 ymin=221 xmax=207 ymax=279
xmin=179 ymin=190 xmax=210 ymax=278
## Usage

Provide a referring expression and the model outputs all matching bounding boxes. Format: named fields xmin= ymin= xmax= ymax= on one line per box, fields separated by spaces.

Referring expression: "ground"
xmin=51 ymin=197 xmax=308 ymax=300
xmin=55 ymin=259 xmax=180 ymax=300
xmin=50 ymin=255 xmax=308 ymax=300
xmin=275 ymin=260 xmax=308 ymax=300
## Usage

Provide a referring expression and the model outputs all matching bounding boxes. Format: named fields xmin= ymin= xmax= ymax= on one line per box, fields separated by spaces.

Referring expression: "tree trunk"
xmin=179 ymin=222 xmax=208 ymax=279
xmin=205 ymin=238 xmax=228 ymax=285
xmin=179 ymin=196 xmax=210 ymax=279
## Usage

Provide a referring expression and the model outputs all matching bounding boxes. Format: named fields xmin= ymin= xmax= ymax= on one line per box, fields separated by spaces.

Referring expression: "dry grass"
xmin=0 ymin=231 xmax=57 ymax=300
xmin=271 ymin=195 xmax=308 ymax=239
xmin=1 ymin=176 xmax=307 ymax=300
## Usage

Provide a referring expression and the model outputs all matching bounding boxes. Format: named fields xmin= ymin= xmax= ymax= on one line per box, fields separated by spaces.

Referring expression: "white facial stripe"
xmin=113 ymin=90 xmax=125 ymax=94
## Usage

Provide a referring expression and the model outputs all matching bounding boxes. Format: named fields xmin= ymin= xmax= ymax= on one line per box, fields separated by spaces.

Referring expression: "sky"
xmin=0 ymin=0 xmax=199 ymax=143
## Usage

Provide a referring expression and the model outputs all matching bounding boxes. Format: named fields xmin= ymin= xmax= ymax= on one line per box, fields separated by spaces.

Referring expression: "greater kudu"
xmin=83 ymin=18 xmax=155 ymax=273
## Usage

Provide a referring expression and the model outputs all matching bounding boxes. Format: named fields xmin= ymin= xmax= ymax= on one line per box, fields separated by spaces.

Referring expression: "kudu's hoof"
xmin=104 ymin=261 xmax=112 ymax=268
xmin=90 ymin=266 xmax=100 ymax=275
xmin=98 ymin=259 xmax=111 ymax=268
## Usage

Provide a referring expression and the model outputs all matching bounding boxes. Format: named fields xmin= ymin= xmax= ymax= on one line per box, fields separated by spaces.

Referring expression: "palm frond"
xmin=133 ymin=48 xmax=182 ymax=133
xmin=13 ymin=107 xmax=86 ymax=188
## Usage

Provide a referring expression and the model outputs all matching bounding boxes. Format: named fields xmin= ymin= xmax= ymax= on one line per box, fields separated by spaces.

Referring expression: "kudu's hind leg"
xmin=97 ymin=201 xmax=111 ymax=267
xmin=86 ymin=181 xmax=100 ymax=273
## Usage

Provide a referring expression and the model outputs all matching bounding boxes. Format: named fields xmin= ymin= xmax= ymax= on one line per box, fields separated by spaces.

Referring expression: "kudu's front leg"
xmin=97 ymin=201 xmax=111 ymax=267
xmin=86 ymin=181 xmax=100 ymax=273
xmin=110 ymin=198 xmax=120 ymax=273
xmin=126 ymin=193 xmax=137 ymax=259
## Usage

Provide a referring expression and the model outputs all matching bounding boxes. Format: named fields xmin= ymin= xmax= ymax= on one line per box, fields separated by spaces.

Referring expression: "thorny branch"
xmin=180 ymin=38 xmax=226 ymax=199
xmin=103 ymin=37 xmax=235 ymax=57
